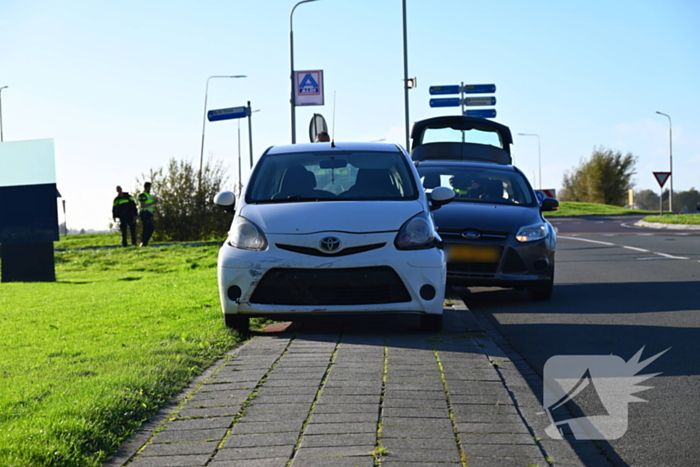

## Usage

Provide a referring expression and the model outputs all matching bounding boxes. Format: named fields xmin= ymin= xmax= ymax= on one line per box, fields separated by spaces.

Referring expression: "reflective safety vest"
xmin=113 ymin=193 xmax=137 ymax=218
xmin=138 ymin=191 xmax=156 ymax=213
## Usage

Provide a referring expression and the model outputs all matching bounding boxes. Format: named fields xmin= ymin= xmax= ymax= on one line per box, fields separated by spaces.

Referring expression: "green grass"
xmin=641 ymin=213 xmax=700 ymax=225
xmin=544 ymin=201 xmax=658 ymax=217
xmin=55 ymin=232 xmax=124 ymax=249
xmin=0 ymin=244 xmax=250 ymax=467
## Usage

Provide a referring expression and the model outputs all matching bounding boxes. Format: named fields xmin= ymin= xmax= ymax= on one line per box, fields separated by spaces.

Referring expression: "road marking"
xmin=653 ymin=252 xmax=690 ymax=260
xmin=637 ymin=233 xmax=654 ymax=236
xmin=560 ymin=237 xmax=615 ymax=246
xmin=622 ymin=246 xmax=649 ymax=252
xmin=560 ymin=236 xmax=688 ymax=260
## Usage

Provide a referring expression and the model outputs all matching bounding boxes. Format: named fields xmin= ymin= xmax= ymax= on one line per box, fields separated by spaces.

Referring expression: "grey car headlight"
xmin=395 ymin=212 xmax=436 ymax=250
xmin=515 ymin=223 xmax=548 ymax=242
xmin=228 ymin=217 xmax=268 ymax=251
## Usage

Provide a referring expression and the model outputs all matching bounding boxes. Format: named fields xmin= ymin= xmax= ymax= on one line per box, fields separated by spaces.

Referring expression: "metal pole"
xmin=537 ymin=135 xmax=541 ymax=190
xmin=248 ymin=101 xmax=253 ymax=168
xmin=656 ymin=111 xmax=673 ymax=212
xmin=290 ymin=0 xmax=319 ymax=145
xmin=402 ymin=0 xmax=410 ymax=151
xmin=517 ymin=133 xmax=541 ymax=189
xmin=237 ymin=118 xmax=242 ymax=196
xmin=198 ymin=75 xmax=246 ymax=191
xmin=0 ymin=86 xmax=8 ymax=142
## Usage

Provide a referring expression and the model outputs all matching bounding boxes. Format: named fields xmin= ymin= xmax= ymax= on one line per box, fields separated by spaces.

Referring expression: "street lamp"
xmin=0 ymin=85 xmax=8 ymax=142
xmin=402 ymin=0 xmax=410 ymax=151
xmin=290 ymin=0 xmax=319 ymax=144
xmin=518 ymin=133 xmax=541 ymax=189
xmin=655 ymin=111 xmax=673 ymax=213
xmin=198 ymin=75 xmax=246 ymax=190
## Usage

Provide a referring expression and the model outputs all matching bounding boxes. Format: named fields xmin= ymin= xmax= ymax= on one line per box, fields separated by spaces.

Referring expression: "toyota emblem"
xmin=319 ymin=236 xmax=342 ymax=252
xmin=461 ymin=230 xmax=481 ymax=239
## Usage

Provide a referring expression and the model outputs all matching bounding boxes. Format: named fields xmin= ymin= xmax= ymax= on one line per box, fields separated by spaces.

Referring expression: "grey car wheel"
xmin=420 ymin=314 xmax=443 ymax=332
xmin=224 ymin=314 xmax=250 ymax=332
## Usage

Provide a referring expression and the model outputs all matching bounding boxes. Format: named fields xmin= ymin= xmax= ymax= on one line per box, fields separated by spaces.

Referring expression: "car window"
xmin=247 ymin=150 xmax=418 ymax=203
xmin=417 ymin=166 xmax=535 ymax=206
xmin=420 ymin=127 xmax=503 ymax=149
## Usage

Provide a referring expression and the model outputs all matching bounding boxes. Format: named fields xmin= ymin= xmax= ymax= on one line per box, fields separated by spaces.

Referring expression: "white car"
xmin=214 ymin=142 xmax=455 ymax=332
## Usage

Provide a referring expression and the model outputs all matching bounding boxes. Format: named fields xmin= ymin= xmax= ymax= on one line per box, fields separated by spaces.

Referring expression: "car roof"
xmin=265 ymin=141 xmax=405 ymax=155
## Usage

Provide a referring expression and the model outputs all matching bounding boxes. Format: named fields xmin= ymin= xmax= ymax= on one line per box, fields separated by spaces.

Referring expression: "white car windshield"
xmin=247 ymin=150 xmax=419 ymax=203
xmin=418 ymin=166 xmax=535 ymax=206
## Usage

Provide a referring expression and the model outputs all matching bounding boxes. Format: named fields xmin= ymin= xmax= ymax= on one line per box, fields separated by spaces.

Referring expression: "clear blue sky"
xmin=2 ymin=0 xmax=698 ymax=230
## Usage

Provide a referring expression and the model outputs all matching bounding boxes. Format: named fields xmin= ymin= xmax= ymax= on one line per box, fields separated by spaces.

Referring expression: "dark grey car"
xmin=416 ymin=160 xmax=558 ymax=300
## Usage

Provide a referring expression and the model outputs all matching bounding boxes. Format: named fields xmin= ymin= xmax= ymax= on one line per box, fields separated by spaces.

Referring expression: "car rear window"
xmin=247 ymin=150 xmax=419 ymax=203
xmin=417 ymin=166 xmax=535 ymax=206
xmin=420 ymin=126 xmax=503 ymax=149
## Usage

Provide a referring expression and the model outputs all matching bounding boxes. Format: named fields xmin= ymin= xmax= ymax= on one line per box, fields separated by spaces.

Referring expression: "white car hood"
xmin=240 ymin=201 xmax=424 ymax=234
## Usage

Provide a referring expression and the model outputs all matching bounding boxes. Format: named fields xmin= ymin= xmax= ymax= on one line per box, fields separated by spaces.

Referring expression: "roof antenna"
xmin=330 ymin=90 xmax=336 ymax=147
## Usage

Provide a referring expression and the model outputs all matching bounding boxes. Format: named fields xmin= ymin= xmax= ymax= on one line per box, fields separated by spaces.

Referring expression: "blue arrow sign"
xmin=429 ymin=85 xmax=460 ymax=95
xmin=462 ymin=84 xmax=496 ymax=94
xmin=429 ymin=97 xmax=461 ymax=108
xmin=208 ymin=106 xmax=249 ymax=122
xmin=464 ymin=109 xmax=497 ymax=118
xmin=464 ymin=96 xmax=497 ymax=106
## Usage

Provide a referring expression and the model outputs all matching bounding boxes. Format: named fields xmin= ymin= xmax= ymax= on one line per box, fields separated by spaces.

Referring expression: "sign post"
xmin=428 ymin=83 xmax=497 ymax=117
xmin=294 ymin=70 xmax=324 ymax=106
xmin=653 ymin=171 xmax=671 ymax=215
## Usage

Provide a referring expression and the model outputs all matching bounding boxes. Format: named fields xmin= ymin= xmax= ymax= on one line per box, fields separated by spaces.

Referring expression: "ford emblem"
xmin=461 ymin=230 xmax=481 ymax=239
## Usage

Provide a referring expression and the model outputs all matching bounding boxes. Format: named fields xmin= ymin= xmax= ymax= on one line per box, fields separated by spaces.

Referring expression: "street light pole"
xmin=656 ymin=111 xmax=673 ymax=213
xmin=0 ymin=86 xmax=8 ymax=142
xmin=198 ymin=75 xmax=246 ymax=191
xmin=290 ymin=0 xmax=319 ymax=144
xmin=518 ymin=133 xmax=541 ymax=189
xmin=402 ymin=0 xmax=410 ymax=151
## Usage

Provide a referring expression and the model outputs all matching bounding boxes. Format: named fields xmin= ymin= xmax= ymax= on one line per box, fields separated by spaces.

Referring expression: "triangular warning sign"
xmin=653 ymin=172 xmax=671 ymax=188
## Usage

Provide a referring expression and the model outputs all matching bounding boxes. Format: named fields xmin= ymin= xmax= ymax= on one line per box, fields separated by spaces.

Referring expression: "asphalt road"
xmin=458 ymin=215 xmax=700 ymax=467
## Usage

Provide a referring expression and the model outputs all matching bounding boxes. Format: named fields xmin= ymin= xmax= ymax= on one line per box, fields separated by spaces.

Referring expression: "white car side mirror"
xmin=429 ymin=186 xmax=455 ymax=210
xmin=214 ymin=191 xmax=236 ymax=214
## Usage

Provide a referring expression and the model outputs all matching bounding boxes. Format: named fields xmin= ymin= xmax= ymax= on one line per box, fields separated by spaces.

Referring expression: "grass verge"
xmin=544 ymin=202 xmax=658 ymax=217
xmin=0 ymin=244 xmax=248 ymax=466
xmin=641 ymin=213 xmax=700 ymax=225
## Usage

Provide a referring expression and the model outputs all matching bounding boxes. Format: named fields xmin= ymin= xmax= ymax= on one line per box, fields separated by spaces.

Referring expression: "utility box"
xmin=0 ymin=139 xmax=59 ymax=282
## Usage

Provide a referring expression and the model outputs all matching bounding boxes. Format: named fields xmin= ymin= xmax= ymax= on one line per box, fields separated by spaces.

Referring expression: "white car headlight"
xmin=395 ymin=212 xmax=436 ymax=250
xmin=516 ymin=223 xmax=548 ymax=242
xmin=228 ymin=217 xmax=268 ymax=251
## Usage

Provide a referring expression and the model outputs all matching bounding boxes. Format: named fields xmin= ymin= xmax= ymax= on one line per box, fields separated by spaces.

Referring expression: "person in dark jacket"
xmin=137 ymin=182 xmax=158 ymax=247
xmin=113 ymin=186 xmax=138 ymax=247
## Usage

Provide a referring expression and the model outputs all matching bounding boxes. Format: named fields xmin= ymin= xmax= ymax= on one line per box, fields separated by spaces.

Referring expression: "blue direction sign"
xmin=462 ymin=84 xmax=496 ymax=94
xmin=465 ymin=109 xmax=497 ymax=118
xmin=208 ymin=106 xmax=249 ymax=122
xmin=464 ymin=96 xmax=497 ymax=106
xmin=429 ymin=97 xmax=461 ymax=108
xmin=429 ymin=85 xmax=461 ymax=95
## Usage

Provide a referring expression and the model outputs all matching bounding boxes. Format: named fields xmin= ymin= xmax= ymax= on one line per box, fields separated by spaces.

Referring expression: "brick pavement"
xmin=104 ymin=298 xmax=587 ymax=467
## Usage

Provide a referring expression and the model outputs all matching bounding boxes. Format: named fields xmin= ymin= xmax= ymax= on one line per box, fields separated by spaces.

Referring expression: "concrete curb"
xmin=634 ymin=220 xmax=700 ymax=230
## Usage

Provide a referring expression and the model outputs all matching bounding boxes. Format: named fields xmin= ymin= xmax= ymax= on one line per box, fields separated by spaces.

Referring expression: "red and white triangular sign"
xmin=653 ymin=171 xmax=671 ymax=188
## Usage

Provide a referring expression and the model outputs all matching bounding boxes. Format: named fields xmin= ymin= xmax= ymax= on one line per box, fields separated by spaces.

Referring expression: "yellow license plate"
xmin=448 ymin=245 xmax=500 ymax=263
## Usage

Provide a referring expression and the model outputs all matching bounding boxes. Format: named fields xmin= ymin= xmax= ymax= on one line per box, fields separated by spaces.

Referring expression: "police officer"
xmin=112 ymin=186 xmax=138 ymax=247
xmin=137 ymin=182 xmax=159 ymax=246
